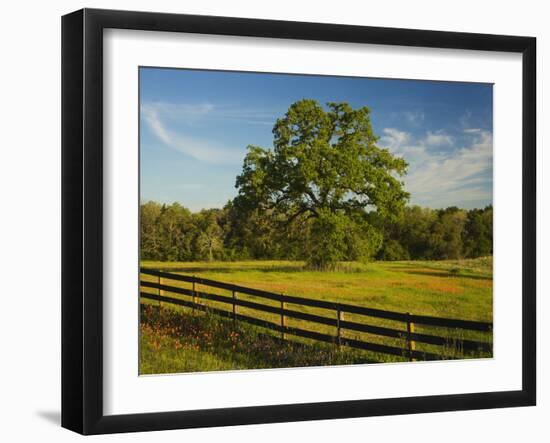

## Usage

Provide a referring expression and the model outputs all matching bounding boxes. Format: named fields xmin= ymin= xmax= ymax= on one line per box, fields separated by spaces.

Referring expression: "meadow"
xmin=140 ymin=257 xmax=493 ymax=374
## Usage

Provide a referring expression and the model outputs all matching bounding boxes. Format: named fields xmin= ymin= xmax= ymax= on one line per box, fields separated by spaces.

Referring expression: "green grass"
xmin=140 ymin=257 xmax=493 ymax=373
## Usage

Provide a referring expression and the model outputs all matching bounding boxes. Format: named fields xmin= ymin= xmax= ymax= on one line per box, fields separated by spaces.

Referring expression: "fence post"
xmin=232 ymin=290 xmax=237 ymax=322
xmin=158 ymin=275 xmax=162 ymax=308
xmin=336 ymin=305 xmax=342 ymax=347
xmin=407 ymin=312 xmax=416 ymax=362
xmin=280 ymin=296 xmax=286 ymax=341
xmin=192 ymin=278 xmax=196 ymax=315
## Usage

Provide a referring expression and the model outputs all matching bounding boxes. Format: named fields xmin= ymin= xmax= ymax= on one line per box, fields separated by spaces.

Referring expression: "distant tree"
xmin=429 ymin=207 xmax=467 ymax=259
xmin=373 ymin=204 xmax=493 ymax=261
xmin=194 ymin=209 xmax=224 ymax=261
xmin=224 ymin=201 xmax=282 ymax=260
xmin=140 ymin=201 xmax=162 ymax=260
xmin=377 ymin=239 xmax=410 ymax=261
xmin=374 ymin=206 xmax=436 ymax=260
xmin=463 ymin=205 xmax=493 ymax=257
xmin=158 ymin=203 xmax=193 ymax=261
xmin=234 ymin=99 xmax=409 ymax=268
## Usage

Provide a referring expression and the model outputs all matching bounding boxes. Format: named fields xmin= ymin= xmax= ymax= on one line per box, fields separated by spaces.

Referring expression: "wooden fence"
xmin=139 ymin=268 xmax=493 ymax=362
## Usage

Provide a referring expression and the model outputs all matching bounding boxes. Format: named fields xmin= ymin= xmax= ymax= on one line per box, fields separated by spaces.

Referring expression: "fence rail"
xmin=139 ymin=268 xmax=493 ymax=361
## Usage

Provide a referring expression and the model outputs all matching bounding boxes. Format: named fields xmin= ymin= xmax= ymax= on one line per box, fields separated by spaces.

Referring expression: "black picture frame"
xmin=61 ymin=8 xmax=536 ymax=435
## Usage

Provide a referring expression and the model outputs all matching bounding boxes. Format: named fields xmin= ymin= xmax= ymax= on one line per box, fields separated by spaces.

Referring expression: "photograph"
xmin=138 ymin=67 xmax=494 ymax=374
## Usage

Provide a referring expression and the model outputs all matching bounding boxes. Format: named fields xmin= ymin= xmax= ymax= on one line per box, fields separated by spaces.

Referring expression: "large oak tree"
xmin=234 ymin=99 xmax=409 ymax=268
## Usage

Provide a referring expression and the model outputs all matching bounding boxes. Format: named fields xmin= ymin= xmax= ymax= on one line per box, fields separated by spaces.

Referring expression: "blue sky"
xmin=140 ymin=67 xmax=493 ymax=211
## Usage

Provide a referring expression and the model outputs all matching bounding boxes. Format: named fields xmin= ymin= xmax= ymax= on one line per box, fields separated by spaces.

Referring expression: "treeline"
xmin=140 ymin=201 xmax=492 ymax=262
xmin=373 ymin=205 xmax=492 ymax=261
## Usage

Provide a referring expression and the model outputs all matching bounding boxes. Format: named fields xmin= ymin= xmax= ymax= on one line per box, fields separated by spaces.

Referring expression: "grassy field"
xmin=140 ymin=257 xmax=493 ymax=374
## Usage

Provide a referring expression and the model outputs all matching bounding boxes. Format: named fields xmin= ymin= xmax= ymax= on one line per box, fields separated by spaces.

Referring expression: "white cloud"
xmin=381 ymin=127 xmax=493 ymax=208
xmin=423 ymin=131 xmax=453 ymax=147
xmin=380 ymin=128 xmax=431 ymax=164
xmin=381 ymin=128 xmax=411 ymax=149
xmin=141 ymin=103 xmax=243 ymax=164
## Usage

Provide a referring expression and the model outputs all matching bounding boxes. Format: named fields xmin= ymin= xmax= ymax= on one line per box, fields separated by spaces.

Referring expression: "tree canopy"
xmin=234 ymin=99 xmax=409 ymax=268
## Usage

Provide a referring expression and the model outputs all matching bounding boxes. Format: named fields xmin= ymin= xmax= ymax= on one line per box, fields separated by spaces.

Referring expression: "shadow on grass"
xmin=151 ymin=263 xmax=371 ymax=275
xmin=154 ymin=265 xmax=307 ymax=274
xmin=387 ymin=262 xmax=492 ymax=281
xmin=401 ymin=269 xmax=492 ymax=281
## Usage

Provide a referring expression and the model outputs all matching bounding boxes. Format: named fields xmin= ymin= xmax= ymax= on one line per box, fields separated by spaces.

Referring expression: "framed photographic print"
xmin=61 ymin=8 xmax=536 ymax=435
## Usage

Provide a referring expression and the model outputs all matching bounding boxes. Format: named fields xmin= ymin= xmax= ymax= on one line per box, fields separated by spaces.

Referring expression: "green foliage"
xmin=429 ymin=207 xmax=467 ymax=259
xmin=378 ymin=239 xmax=411 ymax=261
xmin=193 ymin=209 xmax=224 ymax=261
xmin=140 ymin=201 xmax=492 ymax=263
xmin=140 ymin=202 xmax=226 ymax=261
xmin=463 ymin=206 xmax=493 ymax=257
xmin=234 ymin=99 xmax=409 ymax=268
xmin=140 ymin=201 xmax=163 ymax=259
xmin=307 ymin=209 xmax=348 ymax=269
xmin=140 ymin=201 xmax=194 ymax=261
xmin=374 ymin=205 xmax=493 ymax=261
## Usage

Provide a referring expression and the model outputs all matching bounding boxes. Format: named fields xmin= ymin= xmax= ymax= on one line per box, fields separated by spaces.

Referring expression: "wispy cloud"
xmin=381 ymin=128 xmax=411 ymax=148
xmin=141 ymin=103 xmax=244 ymax=164
xmin=381 ymin=128 xmax=493 ymax=208
xmin=424 ymin=131 xmax=453 ymax=147
xmin=146 ymin=101 xmax=278 ymax=126
xmin=151 ymin=102 xmax=216 ymax=122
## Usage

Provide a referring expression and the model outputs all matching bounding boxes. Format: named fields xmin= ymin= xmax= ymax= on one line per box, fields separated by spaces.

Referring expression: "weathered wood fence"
xmin=139 ymin=268 xmax=492 ymax=362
